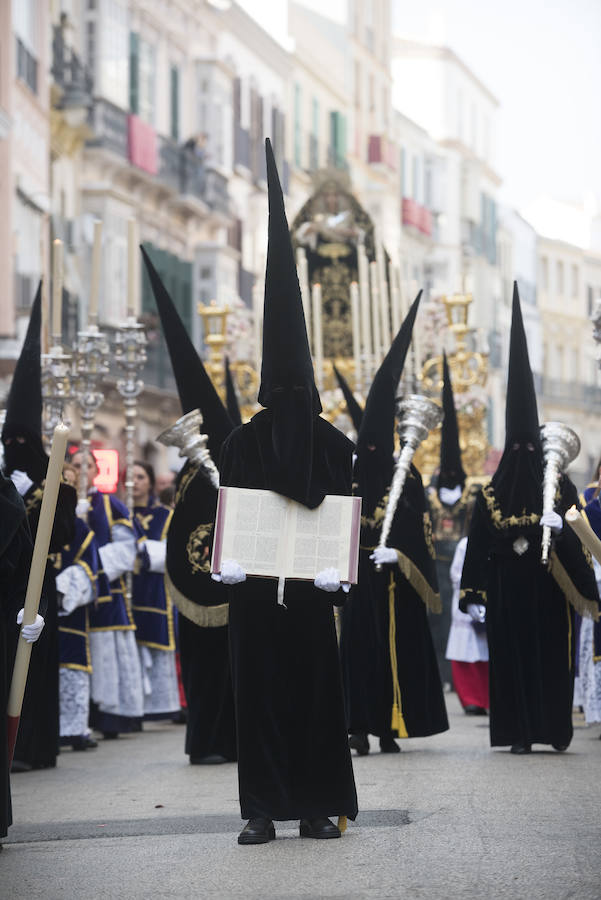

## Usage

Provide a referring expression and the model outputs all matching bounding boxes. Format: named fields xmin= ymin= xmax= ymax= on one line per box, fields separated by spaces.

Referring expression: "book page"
xmin=290 ymin=496 xmax=355 ymax=580
xmin=213 ymin=488 xmax=289 ymax=576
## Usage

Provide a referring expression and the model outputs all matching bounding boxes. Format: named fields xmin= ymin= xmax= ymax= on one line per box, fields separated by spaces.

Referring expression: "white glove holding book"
xmin=540 ymin=511 xmax=562 ymax=533
xmin=211 ymin=559 xmax=246 ymax=585
xmin=17 ymin=609 xmax=45 ymax=643
xmin=314 ymin=567 xmax=350 ymax=593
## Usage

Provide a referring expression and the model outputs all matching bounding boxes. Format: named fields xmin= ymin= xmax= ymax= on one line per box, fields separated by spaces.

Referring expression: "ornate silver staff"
xmin=73 ymin=324 xmax=110 ymax=509
xmin=42 ymin=343 xmax=75 ymax=444
xmin=375 ymin=393 xmax=442 ymax=570
xmin=540 ymin=421 xmax=580 ymax=565
xmin=115 ymin=314 xmax=147 ymax=603
xmin=156 ymin=409 xmax=219 ymax=489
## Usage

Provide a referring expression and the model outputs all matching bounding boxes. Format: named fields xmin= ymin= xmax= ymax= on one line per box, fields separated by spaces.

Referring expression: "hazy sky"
xmin=238 ymin=0 xmax=601 ymax=216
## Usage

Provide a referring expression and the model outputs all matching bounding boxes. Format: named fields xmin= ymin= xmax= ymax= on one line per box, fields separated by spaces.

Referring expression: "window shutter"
xmin=129 ymin=31 xmax=139 ymax=114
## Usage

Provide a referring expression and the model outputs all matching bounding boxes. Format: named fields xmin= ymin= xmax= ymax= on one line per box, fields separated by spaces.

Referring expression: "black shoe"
xmin=510 ymin=742 xmax=532 ymax=754
xmin=11 ymin=759 xmax=32 ymax=773
xmin=464 ymin=705 xmax=488 ymax=716
xmin=299 ymin=817 xmax=341 ymax=839
xmin=237 ymin=818 xmax=275 ymax=845
xmin=349 ymin=733 xmax=370 ymax=755
xmin=552 ymin=743 xmax=568 ymax=752
xmin=102 ymin=731 xmax=119 ymax=740
xmin=379 ymin=734 xmax=401 ymax=753
xmin=71 ymin=735 xmax=98 ymax=751
xmin=172 ymin=709 xmax=187 ymax=725
xmin=190 ymin=754 xmax=228 ymax=765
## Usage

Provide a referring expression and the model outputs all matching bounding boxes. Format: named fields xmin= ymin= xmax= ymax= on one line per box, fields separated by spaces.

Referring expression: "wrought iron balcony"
xmin=87 ymin=98 xmax=128 ymax=159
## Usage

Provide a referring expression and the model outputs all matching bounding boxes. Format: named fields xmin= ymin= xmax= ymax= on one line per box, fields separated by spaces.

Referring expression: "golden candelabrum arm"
xmin=375 ymin=394 xmax=442 ymax=571
xmin=156 ymin=409 xmax=219 ymax=490
xmin=540 ymin=422 xmax=581 ymax=565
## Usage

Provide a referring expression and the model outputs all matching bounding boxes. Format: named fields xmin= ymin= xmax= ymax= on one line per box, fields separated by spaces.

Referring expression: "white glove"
xmin=439 ymin=485 xmax=462 ymax=506
xmin=467 ymin=603 xmax=486 ymax=624
xmin=370 ymin=547 xmax=398 ymax=566
xmin=17 ymin=609 xmax=45 ymax=643
xmin=10 ymin=470 xmax=33 ymax=496
xmin=211 ymin=559 xmax=246 ymax=585
xmin=314 ymin=567 xmax=342 ymax=593
xmin=540 ymin=511 xmax=563 ymax=533
xmin=76 ymin=498 xmax=90 ymax=518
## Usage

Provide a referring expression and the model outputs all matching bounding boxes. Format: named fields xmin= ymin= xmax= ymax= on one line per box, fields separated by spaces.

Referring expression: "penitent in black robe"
xmin=166 ymin=461 xmax=236 ymax=762
xmin=461 ymin=475 xmax=599 ymax=748
xmin=341 ymin=465 xmax=449 ymax=739
xmin=13 ymin=482 xmax=75 ymax=770
xmin=219 ymin=414 xmax=358 ymax=822
xmin=1 ymin=478 xmax=31 ymax=839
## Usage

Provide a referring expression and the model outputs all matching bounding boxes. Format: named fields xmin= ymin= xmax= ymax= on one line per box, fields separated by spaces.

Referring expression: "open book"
xmin=211 ymin=487 xmax=362 ymax=583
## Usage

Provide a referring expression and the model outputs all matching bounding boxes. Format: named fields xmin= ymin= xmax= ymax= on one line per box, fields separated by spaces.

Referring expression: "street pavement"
xmin=2 ymin=694 xmax=601 ymax=900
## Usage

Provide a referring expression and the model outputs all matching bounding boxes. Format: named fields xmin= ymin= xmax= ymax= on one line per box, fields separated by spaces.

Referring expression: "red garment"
xmin=175 ymin=652 xmax=187 ymax=709
xmin=452 ymin=660 xmax=489 ymax=710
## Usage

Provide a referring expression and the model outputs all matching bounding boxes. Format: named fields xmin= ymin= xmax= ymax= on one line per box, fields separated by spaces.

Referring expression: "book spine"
xmin=348 ymin=496 xmax=362 ymax=584
xmin=211 ymin=486 xmax=228 ymax=573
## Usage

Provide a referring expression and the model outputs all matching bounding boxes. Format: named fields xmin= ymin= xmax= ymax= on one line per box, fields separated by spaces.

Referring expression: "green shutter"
xmin=170 ymin=66 xmax=179 ymax=142
xmin=129 ymin=32 xmax=139 ymax=114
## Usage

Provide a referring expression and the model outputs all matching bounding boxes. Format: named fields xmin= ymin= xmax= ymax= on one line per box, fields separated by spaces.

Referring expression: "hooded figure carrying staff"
xmin=460 ymin=285 xmax=599 ymax=754
xmin=340 ymin=297 xmax=449 ymax=756
xmin=215 ymin=140 xmax=358 ymax=845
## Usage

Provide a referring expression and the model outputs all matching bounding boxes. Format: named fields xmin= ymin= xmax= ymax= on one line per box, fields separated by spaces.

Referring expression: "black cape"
xmin=341 ymin=464 xmax=449 ymax=739
xmin=166 ymin=461 xmax=236 ymax=762
xmin=219 ymin=417 xmax=358 ymax=821
xmin=461 ymin=475 xmax=599 ymax=747
xmin=12 ymin=480 xmax=75 ymax=769
xmin=0 ymin=477 xmax=31 ymax=838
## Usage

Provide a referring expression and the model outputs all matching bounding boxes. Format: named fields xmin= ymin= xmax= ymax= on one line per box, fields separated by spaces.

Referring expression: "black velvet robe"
xmin=167 ymin=461 xmax=236 ymax=762
xmin=461 ymin=476 xmax=599 ymax=748
xmin=13 ymin=482 xmax=75 ymax=769
xmin=341 ymin=465 xmax=449 ymax=739
xmin=219 ymin=416 xmax=358 ymax=822
xmin=0 ymin=479 xmax=31 ymax=839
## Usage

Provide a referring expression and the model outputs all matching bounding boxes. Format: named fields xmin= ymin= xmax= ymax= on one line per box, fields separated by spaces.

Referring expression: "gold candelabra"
xmin=197 ymin=300 xmax=259 ymax=420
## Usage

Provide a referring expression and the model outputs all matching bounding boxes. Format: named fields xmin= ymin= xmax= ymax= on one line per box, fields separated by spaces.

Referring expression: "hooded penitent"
xmin=353 ymin=292 xmax=421 ymax=516
xmin=333 ymin=365 xmax=363 ymax=434
xmin=491 ymin=283 xmax=543 ymax=519
xmin=252 ymin=137 xmax=325 ymax=508
xmin=225 ymin=357 xmax=242 ymax=428
xmin=141 ymin=246 xmax=234 ymax=464
xmin=2 ymin=283 xmax=48 ymax=483
xmin=438 ymin=352 xmax=466 ymax=492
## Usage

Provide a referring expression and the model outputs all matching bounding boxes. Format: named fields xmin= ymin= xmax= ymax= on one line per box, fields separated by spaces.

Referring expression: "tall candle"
xmin=40 ymin=216 xmax=49 ymax=354
xmin=6 ymin=421 xmax=70 ymax=762
xmin=127 ymin=219 xmax=137 ymax=318
xmin=390 ymin=262 xmax=401 ymax=335
xmin=89 ymin=220 xmax=103 ymax=326
xmin=52 ymin=239 xmax=63 ymax=344
xmin=369 ymin=261 xmax=382 ymax=367
xmin=311 ymin=282 xmax=324 ymax=390
xmin=357 ymin=245 xmax=371 ymax=386
xmin=349 ymin=281 xmax=361 ymax=390
xmin=296 ymin=247 xmax=312 ymax=350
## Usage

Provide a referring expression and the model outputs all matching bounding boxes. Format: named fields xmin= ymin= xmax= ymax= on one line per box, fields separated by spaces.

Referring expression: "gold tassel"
xmin=395 ymin=551 xmax=441 ymax=613
xmin=388 ymin=573 xmax=409 ymax=738
xmin=337 ymin=815 xmax=347 ymax=833
xmin=549 ymin=552 xmax=600 ymax=622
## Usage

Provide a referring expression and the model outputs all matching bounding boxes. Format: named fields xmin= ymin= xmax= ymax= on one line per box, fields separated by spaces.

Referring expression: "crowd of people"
xmin=1 ymin=140 xmax=600 ymax=851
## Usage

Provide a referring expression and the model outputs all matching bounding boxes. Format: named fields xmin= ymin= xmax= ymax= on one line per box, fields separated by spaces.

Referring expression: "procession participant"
xmin=141 ymin=247 xmax=237 ymax=765
xmin=71 ymin=449 xmax=144 ymax=738
xmin=333 ymin=365 xmax=364 ymax=435
xmin=2 ymin=285 xmax=76 ymax=772
xmin=131 ymin=460 xmax=179 ymax=720
xmin=445 ymin=536 xmax=489 ymax=714
xmin=427 ymin=354 xmax=481 ymax=689
xmin=1 ymin=470 xmax=36 ymax=846
xmin=341 ymin=297 xmax=448 ymax=756
xmin=460 ymin=285 xmax=599 ymax=754
xmin=55 ymin=464 xmax=98 ymax=750
xmin=216 ymin=139 xmax=357 ymax=844
xmin=574 ymin=461 xmax=601 ymax=732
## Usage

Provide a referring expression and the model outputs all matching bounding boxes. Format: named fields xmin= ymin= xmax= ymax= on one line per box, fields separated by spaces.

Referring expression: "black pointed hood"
xmin=141 ymin=247 xmax=234 ymax=462
xmin=250 ymin=138 xmax=323 ymax=507
xmin=354 ymin=292 xmax=422 ymax=514
xmin=439 ymin=352 xmax=466 ymax=490
xmin=224 ymin=357 xmax=242 ymax=427
xmin=2 ymin=283 xmax=47 ymax=481
xmin=333 ymin=365 xmax=363 ymax=433
xmin=491 ymin=282 xmax=543 ymax=518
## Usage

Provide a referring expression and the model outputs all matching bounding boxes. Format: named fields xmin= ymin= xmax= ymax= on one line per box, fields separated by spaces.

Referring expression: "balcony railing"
xmin=87 ymin=98 xmax=128 ymax=158
xmin=538 ymin=375 xmax=601 ymax=408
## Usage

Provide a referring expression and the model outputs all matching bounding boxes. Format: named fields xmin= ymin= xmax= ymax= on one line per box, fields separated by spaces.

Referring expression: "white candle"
xmin=369 ymin=261 xmax=382 ymax=366
xmin=89 ymin=220 xmax=103 ymax=326
xmin=7 ymin=422 xmax=70 ymax=733
xmin=296 ymin=247 xmax=312 ymax=351
xmin=350 ymin=281 xmax=361 ymax=390
xmin=312 ymin=282 xmax=324 ymax=390
xmin=52 ymin=239 xmax=63 ymax=344
xmin=390 ymin=262 xmax=401 ymax=335
xmin=358 ymin=245 xmax=371 ymax=386
xmin=127 ymin=219 xmax=137 ymax=318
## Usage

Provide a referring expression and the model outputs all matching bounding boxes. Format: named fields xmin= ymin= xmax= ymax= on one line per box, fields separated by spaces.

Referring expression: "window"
xmin=399 ymin=147 xmax=406 ymax=196
xmin=368 ymin=74 xmax=375 ymax=112
xmin=170 ymin=66 xmax=179 ymax=142
xmin=355 ymin=61 xmax=361 ymax=108
xmin=540 ymin=256 xmax=548 ymax=291
xmin=329 ymin=111 xmax=347 ymax=168
xmin=588 ymin=284 xmax=595 ymax=316
xmin=129 ymin=32 xmax=139 ymax=113
xmin=571 ymin=264 xmax=578 ymax=298
xmin=412 ymin=156 xmax=420 ymax=202
xmin=556 ymin=260 xmax=564 ymax=296
xmin=98 ymin=0 xmax=128 ymax=108
xmin=130 ymin=32 xmax=156 ymax=125
xmin=294 ymin=84 xmax=302 ymax=167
